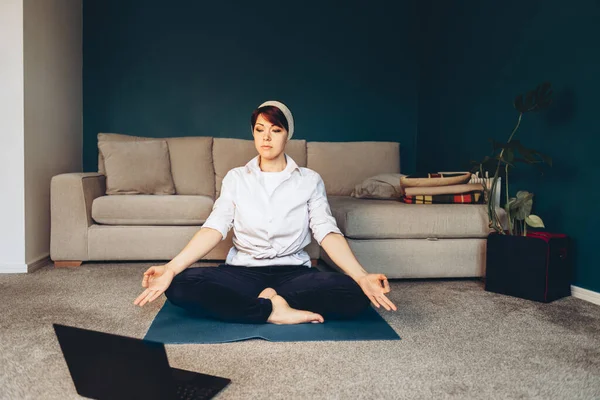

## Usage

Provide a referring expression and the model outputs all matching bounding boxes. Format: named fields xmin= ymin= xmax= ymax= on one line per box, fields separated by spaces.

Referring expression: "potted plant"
xmin=473 ymin=82 xmax=571 ymax=303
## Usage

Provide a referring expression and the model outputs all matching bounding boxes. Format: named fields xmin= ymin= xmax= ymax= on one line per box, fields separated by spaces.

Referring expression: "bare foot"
xmin=267 ymin=295 xmax=324 ymax=325
xmin=258 ymin=287 xmax=277 ymax=299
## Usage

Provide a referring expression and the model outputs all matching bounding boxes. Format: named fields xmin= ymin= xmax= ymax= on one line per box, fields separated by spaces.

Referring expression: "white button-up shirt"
xmin=202 ymin=154 xmax=343 ymax=267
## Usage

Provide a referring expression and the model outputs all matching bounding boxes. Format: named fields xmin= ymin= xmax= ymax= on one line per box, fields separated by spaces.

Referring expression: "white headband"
xmin=253 ymin=100 xmax=295 ymax=141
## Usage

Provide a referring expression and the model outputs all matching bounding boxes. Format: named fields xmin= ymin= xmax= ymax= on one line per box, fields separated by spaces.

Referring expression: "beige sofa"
xmin=50 ymin=133 xmax=494 ymax=279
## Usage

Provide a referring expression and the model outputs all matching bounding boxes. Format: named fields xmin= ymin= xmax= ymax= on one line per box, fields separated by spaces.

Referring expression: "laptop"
xmin=53 ymin=324 xmax=231 ymax=400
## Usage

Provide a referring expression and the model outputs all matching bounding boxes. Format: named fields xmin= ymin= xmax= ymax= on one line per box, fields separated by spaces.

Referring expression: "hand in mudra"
xmin=133 ymin=265 xmax=175 ymax=307
xmin=357 ymin=274 xmax=397 ymax=311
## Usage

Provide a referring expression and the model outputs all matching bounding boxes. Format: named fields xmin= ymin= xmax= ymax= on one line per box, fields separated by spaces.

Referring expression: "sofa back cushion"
xmin=99 ymin=140 xmax=176 ymax=195
xmin=307 ymin=141 xmax=400 ymax=196
xmin=97 ymin=133 xmax=215 ymax=197
xmin=213 ymin=138 xmax=307 ymax=197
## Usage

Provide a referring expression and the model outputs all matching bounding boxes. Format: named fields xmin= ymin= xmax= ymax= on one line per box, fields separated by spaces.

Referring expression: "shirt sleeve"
xmin=308 ymin=173 xmax=343 ymax=245
xmin=202 ymin=171 xmax=236 ymax=240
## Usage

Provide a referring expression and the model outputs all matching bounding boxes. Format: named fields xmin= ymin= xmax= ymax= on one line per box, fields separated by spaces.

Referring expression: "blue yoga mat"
xmin=144 ymin=301 xmax=400 ymax=344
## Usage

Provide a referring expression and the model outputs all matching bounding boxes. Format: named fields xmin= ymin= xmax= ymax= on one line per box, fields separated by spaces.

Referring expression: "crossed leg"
xmin=164 ymin=266 xmax=271 ymax=323
xmin=165 ymin=265 xmax=325 ymax=324
xmin=270 ymin=270 xmax=371 ymax=320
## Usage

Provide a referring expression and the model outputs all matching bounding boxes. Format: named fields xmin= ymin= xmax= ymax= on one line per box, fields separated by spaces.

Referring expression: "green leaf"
xmin=491 ymin=140 xmax=516 ymax=151
xmin=505 ymin=197 xmax=516 ymax=213
xmin=509 ymin=191 xmax=534 ymax=220
xmin=524 ymin=90 xmax=535 ymax=111
xmin=525 ymin=215 xmax=545 ymax=228
xmin=473 ymin=155 xmax=503 ymax=176
xmin=495 ymin=154 xmax=515 ymax=167
xmin=533 ymin=82 xmax=553 ymax=111
xmin=503 ymin=147 xmax=515 ymax=165
xmin=514 ymin=157 xmax=533 ymax=165
xmin=515 ymin=198 xmax=533 ymax=220
xmin=514 ymin=95 xmax=525 ymax=112
xmin=514 ymin=82 xmax=553 ymax=113
xmin=534 ymin=151 xmax=553 ymax=167
xmin=515 ymin=143 xmax=539 ymax=162
xmin=538 ymin=82 xmax=552 ymax=98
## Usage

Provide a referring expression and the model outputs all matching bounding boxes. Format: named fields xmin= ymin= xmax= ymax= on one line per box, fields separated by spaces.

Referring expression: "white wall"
xmin=23 ymin=0 xmax=82 ymax=269
xmin=0 ymin=0 xmax=26 ymax=273
xmin=0 ymin=0 xmax=82 ymax=273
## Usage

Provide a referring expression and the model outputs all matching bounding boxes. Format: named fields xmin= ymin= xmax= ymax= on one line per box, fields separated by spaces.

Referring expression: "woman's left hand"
xmin=357 ymin=274 xmax=397 ymax=311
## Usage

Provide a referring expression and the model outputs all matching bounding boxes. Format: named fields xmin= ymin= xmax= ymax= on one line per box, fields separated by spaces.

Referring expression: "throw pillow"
xmin=400 ymin=172 xmax=471 ymax=188
xmin=98 ymin=140 xmax=176 ymax=195
xmin=351 ymin=173 xmax=406 ymax=199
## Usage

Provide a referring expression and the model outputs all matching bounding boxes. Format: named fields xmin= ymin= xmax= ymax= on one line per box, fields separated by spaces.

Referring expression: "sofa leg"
xmin=54 ymin=260 xmax=83 ymax=268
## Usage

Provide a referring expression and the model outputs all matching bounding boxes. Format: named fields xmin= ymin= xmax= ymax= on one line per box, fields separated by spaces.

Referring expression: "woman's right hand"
xmin=133 ymin=265 xmax=176 ymax=307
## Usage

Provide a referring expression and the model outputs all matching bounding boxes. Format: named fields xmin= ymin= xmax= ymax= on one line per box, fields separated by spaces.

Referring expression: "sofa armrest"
xmin=50 ymin=173 xmax=106 ymax=261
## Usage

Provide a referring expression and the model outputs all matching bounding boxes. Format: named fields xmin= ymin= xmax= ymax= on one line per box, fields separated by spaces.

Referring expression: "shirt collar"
xmin=245 ymin=153 xmax=303 ymax=176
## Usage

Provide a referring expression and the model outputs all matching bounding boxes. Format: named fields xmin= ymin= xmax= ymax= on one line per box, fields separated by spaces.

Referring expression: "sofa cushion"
xmin=328 ymin=195 xmax=495 ymax=239
xmin=97 ymin=133 xmax=215 ymax=197
xmin=213 ymin=138 xmax=307 ymax=197
xmin=92 ymin=195 xmax=214 ymax=225
xmin=307 ymin=141 xmax=400 ymax=196
xmin=321 ymin=238 xmax=486 ymax=279
xmin=98 ymin=140 xmax=176 ymax=195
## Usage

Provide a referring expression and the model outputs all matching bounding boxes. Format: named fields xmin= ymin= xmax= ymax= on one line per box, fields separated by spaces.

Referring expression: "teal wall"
xmin=417 ymin=0 xmax=600 ymax=292
xmin=83 ymin=1 xmax=418 ymax=174
xmin=83 ymin=1 xmax=599 ymax=292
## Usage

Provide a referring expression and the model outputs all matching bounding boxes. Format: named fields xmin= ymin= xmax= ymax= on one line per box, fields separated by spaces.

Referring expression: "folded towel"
xmin=402 ymin=191 xmax=484 ymax=204
xmin=404 ymin=183 xmax=485 ymax=196
xmin=400 ymin=172 xmax=471 ymax=188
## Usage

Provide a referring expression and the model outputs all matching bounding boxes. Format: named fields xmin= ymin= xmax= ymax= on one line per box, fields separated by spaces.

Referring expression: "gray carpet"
xmin=0 ymin=261 xmax=599 ymax=400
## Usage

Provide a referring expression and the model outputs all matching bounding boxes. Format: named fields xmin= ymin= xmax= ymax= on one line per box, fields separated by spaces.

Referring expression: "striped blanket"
xmin=402 ymin=191 xmax=484 ymax=204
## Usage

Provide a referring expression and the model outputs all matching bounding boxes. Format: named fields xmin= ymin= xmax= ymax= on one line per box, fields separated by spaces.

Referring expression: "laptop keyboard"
xmin=176 ymin=382 xmax=218 ymax=400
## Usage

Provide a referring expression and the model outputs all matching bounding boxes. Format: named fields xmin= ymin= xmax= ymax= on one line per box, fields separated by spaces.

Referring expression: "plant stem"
xmin=524 ymin=221 xmax=527 ymax=237
xmin=490 ymin=164 xmax=503 ymax=233
xmin=490 ymin=112 xmax=522 ymax=236
xmin=488 ymin=174 xmax=503 ymax=233
xmin=495 ymin=113 xmax=522 ymax=173
xmin=508 ymin=113 xmax=523 ymax=143
xmin=505 ymin=163 xmax=512 ymax=235
xmin=507 ymin=113 xmax=522 ymax=236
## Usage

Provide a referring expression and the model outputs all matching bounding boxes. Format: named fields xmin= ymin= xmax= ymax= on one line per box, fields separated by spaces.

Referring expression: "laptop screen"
xmin=53 ymin=324 xmax=176 ymax=400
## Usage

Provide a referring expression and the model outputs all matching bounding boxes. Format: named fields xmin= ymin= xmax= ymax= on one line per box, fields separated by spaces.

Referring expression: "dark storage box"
xmin=485 ymin=231 xmax=572 ymax=302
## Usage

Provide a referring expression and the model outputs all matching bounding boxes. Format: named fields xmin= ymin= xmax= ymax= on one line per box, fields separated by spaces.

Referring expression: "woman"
xmin=134 ymin=101 xmax=397 ymax=324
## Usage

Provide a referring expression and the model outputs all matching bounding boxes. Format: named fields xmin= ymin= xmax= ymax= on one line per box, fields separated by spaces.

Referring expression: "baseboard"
xmin=28 ymin=254 xmax=51 ymax=273
xmin=0 ymin=254 xmax=51 ymax=274
xmin=571 ymin=285 xmax=600 ymax=306
xmin=0 ymin=263 xmax=28 ymax=273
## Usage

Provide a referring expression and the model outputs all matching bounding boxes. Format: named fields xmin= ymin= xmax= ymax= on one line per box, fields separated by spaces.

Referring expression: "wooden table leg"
xmin=54 ymin=260 xmax=82 ymax=268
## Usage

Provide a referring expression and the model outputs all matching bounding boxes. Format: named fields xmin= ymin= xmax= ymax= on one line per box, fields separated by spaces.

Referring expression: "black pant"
xmin=164 ymin=264 xmax=371 ymax=324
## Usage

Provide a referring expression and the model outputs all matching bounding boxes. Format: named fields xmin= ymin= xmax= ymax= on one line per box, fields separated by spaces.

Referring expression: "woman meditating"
xmin=134 ymin=101 xmax=397 ymax=324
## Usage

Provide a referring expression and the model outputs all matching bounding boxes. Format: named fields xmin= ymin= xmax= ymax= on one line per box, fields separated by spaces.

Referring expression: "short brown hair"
xmin=250 ymin=106 xmax=289 ymax=132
